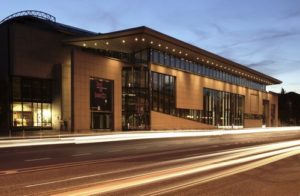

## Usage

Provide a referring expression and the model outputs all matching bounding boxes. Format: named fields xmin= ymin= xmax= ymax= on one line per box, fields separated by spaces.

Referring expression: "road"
xmin=1 ymin=130 xmax=300 ymax=195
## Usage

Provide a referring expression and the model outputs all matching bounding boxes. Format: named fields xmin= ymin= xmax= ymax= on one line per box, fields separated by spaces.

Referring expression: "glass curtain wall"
xmin=11 ymin=76 xmax=52 ymax=129
xmin=151 ymin=49 xmax=266 ymax=91
xmin=152 ymin=72 xmax=176 ymax=115
xmin=203 ymin=88 xmax=244 ymax=127
xmin=122 ymin=49 xmax=150 ymax=130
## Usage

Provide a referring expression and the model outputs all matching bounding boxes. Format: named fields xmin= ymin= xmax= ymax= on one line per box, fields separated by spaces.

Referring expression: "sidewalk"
xmin=1 ymin=127 xmax=300 ymax=148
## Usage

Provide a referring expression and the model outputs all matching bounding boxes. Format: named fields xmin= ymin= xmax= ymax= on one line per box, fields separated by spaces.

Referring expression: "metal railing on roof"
xmin=0 ymin=10 xmax=56 ymax=24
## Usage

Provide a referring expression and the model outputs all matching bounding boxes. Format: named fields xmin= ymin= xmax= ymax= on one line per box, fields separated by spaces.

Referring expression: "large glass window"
xmin=152 ymin=72 xmax=176 ymax=114
xmin=11 ymin=76 xmax=52 ymax=129
xmin=150 ymin=49 xmax=267 ymax=91
xmin=12 ymin=102 xmax=22 ymax=127
xmin=203 ymin=88 xmax=244 ymax=127
xmin=122 ymin=64 xmax=150 ymax=130
xmin=12 ymin=102 xmax=52 ymax=128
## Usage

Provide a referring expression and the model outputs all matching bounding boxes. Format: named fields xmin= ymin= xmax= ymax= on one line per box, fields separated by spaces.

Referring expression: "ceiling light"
xmin=150 ymin=41 xmax=154 ymax=44
xmin=134 ymin=37 xmax=138 ymax=41
xmin=94 ymin=43 xmax=97 ymax=46
xmin=179 ymin=51 xmax=182 ymax=54
xmin=105 ymin=41 xmax=109 ymax=45
xmin=165 ymin=46 xmax=168 ymax=49
xmin=83 ymin=43 xmax=86 ymax=47
xmin=122 ymin=40 xmax=126 ymax=43
xmin=197 ymin=57 xmax=199 ymax=60
xmin=142 ymin=38 xmax=145 ymax=42
xmin=158 ymin=44 xmax=161 ymax=47
xmin=172 ymin=49 xmax=176 ymax=52
xmin=185 ymin=53 xmax=188 ymax=56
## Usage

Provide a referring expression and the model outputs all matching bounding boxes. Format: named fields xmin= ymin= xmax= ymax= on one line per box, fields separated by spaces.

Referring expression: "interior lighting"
xmin=158 ymin=44 xmax=161 ymax=47
xmin=150 ymin=41 xmax=154 ymax=44
xmin=122 ymin=40 xmax=126 ymax=43
xmin=142 ymin=38 xmax=145 ymax=42
xmin=134 ymin=37 xmax=138 ymax=41
xmin=94 ymin=43 xmax=97 ymax=46
xmin=83 ymin=43 xmax=86 ymax=47
xmin=172 ymin=49 xmax=176 ymax=52
xmin=105 ymin=41 xmax=109 ymax=45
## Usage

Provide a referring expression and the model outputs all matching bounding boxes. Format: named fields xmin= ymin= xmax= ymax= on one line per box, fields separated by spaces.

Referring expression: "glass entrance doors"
xmin=263 ymin=100 xmax=270 ymax=126
xmin=91 ymin=112 xmax=112 ymax=130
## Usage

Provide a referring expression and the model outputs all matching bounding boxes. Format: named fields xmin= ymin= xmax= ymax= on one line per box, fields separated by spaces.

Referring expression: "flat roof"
xmin=65 ymin=26 xmax=282 ymax=85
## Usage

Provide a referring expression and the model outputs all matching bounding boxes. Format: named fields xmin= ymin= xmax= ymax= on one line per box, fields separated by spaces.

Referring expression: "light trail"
xmin=24 ymin=139 xmax=300 ymax=188
xmin=43 ymin=140 xmax=300 ymax=195
xmin=1 ymin=126 xmax=300 ymax=148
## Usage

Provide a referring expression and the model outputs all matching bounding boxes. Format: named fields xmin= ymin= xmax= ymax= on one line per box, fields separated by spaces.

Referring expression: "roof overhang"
xmin=64 ymin=26 xmax=282 ymax=85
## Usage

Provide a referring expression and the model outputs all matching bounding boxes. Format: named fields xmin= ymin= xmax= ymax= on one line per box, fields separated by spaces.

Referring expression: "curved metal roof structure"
xmin=0 ymin=10 xmax=56 ymax=24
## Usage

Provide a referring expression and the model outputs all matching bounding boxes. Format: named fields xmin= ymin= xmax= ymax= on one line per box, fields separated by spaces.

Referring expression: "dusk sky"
xmin=1 ymin=0 xmax=300 ymax=93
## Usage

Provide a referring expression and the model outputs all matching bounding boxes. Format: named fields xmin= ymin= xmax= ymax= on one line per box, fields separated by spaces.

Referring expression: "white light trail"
xmin=53 ymin=144 xmax=300 ymax=196
xmin=1 ymin=126 xmax=300 ymax=148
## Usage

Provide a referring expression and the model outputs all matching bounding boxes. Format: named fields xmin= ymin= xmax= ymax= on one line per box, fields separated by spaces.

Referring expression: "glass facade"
xmin=151 ymin=49 xmax=266 ymax=91
xmin=151 ymin=73 xmax=245 ymax=127
xmin=152 ymin=72 xmax=176 ymax=115
xmin=203 ymin=88 xmax=244 ymax=127
xmin=151 ymin=72 xmax=204 ymax=123
xmin=11 ymin=76 xmax=52 ymax=128
xmin=122 ymin=61 xmax=150 ymax=130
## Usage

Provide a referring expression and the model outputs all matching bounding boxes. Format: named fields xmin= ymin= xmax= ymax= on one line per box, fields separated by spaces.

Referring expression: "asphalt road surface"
xmin=1 ymin=130 xmax=300 ymax=196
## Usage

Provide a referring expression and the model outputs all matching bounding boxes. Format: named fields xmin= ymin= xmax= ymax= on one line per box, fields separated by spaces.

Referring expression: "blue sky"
xmin=1 ymin=0 xmax=300 ymax=93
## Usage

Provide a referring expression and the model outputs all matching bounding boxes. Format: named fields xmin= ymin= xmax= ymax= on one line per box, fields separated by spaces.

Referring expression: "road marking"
xmin=25 ymin=157 xmax=51 ymax=162
xmin=71 ymin=153 xmax=91 ymax=157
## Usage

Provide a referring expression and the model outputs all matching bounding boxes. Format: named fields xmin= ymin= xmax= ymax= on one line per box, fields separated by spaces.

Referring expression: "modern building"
xmin=0 ymin=10 xmax=281 ymax=135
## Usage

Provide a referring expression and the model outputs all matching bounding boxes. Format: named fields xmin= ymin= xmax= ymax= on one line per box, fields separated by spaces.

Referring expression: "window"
xmin=152 ymin=72 xmax=175 ymax=114
xmin=11 ymin=76 xmax=52 ymax=128
xmin=203 ymin=88 xmax=244 ymax=126
xmin=150 ymin=49 xmax=266 ymax=91
xmin=122 ymin=66 xmax=150 ymax=130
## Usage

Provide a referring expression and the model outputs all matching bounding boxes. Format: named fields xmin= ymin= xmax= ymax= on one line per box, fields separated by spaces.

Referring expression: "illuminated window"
xmin=12 ymin=102 xmax=22 ymax=127
xmin=11 ymin=76 xmax=52 ymax=128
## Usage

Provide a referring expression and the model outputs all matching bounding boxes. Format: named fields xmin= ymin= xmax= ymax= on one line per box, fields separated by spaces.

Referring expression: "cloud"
xmin=247 ymin=60 xmax=275 ymax=68
xmin=220 ymin=29 xmax=300 ymax=50
xmin=245 ymin=60 xmax=277 ymax=75
xmin=281 ymin=10 xmax=300 ymax=20
xmin=211 ymin=23 xmax=225 ymax=34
